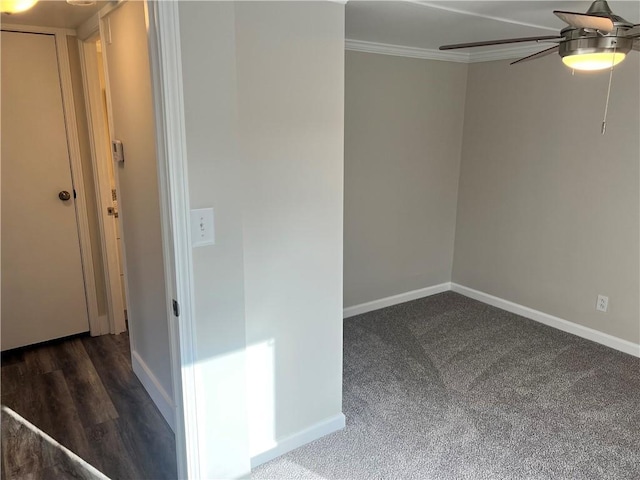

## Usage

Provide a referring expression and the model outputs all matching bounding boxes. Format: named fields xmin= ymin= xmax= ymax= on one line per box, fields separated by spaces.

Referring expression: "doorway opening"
xmin=1 ymin=1 xmax=181 ymax=478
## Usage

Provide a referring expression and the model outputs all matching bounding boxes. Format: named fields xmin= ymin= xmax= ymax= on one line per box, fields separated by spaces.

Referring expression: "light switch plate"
xmin=191 ymin=208 xmax=215 ymax=247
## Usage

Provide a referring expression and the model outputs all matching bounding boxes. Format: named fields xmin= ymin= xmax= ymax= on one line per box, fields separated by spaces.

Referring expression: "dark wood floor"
xmin=1 ymin=333 xmax=177 ymax=479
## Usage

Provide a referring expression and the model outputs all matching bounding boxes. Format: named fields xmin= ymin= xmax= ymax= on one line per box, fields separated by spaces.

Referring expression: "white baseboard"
xmin=451 ymin=283 xmax=640 ymax=358
xmin=98 ymin=315 xmax=109 ymax=335
xmin=343 ymin=282 xmax=451 ymax=319
xmin=131 ymin=350 xmax=177 ymax=431
xmin=250 ymin=413 xmax=345 ymax=468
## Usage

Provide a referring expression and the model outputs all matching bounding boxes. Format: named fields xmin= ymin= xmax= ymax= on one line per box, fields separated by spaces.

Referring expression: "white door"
xmin=1 ymin=31 xmax=89 ymax=351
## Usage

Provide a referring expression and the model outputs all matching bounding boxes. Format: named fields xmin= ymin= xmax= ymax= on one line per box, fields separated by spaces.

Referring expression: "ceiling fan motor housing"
xmin=559 ymin=33 xmax=633 ymax=60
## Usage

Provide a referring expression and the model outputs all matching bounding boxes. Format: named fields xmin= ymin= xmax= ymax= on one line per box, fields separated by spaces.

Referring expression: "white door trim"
xmin=96 ymin=7 xmax=136 ymax=334
xmin=1 ymin=24 xmax=75 ymax=36
xmin=95 ymin=2 xmax=135 ymax=339
xmin=53 ymin=31 xmax=102 ymax=337
xmin=77 ymin=35 xmax=127 ymax=336
xmin=145 ymin=1 xmax=198 ymax=478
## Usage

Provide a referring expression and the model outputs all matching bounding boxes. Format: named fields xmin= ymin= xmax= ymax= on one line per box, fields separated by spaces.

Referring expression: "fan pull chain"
xmin=601 ymin=45 xmax=617 ymax=135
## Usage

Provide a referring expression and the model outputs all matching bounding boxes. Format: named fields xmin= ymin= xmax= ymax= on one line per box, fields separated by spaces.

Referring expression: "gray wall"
xmin=453 ymin=55 xmax=640 ymax=343
xmin=344 ymin=51 xmax=467 ymax=307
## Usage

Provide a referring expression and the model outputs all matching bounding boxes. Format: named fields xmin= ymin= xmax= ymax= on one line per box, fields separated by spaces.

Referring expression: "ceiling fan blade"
xmin=623 ymin=25 xmax=640 ymax=38
xmin=439 ymin=35 xmax=561 ymax=51
xmin=553 ymin=10 xmax=614 ymax=33
xmin=510 ymin=45 xmax=559 ymax=65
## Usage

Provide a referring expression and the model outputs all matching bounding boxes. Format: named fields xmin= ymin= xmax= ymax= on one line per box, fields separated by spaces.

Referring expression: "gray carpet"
xmin=251 ymin=291 xmax=640 ymax=480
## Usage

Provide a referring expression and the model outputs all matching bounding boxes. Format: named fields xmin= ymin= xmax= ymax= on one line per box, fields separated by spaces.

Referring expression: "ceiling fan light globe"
xmin=0 ymin=0 xmax=38 ymax=14
xmin=562 ymin=52 xmax=626 ymax=71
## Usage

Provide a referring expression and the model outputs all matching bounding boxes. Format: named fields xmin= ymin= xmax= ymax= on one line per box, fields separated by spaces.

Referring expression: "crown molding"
xmin=345 ymin=39 xmax=470 ymax=63
xmin=345 ymin=38 xmax=554 ymax=64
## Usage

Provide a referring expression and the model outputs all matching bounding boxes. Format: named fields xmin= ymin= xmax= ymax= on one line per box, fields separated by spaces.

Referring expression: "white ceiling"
xmin=1 ymin=0 xmax=110 ymax=29
xmin=1 ymin=1 xmax=638 ymax=56
xmin=346 ymin=1 xmax=640 ymax=54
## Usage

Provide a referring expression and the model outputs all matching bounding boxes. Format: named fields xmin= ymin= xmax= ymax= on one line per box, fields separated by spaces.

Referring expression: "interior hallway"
xmin=1 ymin=333 xmax=176 ymax=479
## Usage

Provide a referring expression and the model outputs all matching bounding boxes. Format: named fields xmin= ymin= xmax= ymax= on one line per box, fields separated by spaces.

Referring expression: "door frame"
xmin=145 ymin=2 xmax=198 ymax=477
xmin=1 ymin=24 xmax=102 ymax=338
xmin=78 ymin=2 xmax=197 ymax=477
xmin=76 ymin=31 xmax=127 ymax=336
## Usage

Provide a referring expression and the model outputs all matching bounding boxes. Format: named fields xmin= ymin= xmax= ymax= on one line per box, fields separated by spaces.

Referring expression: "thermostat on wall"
xmin=112 ymin=140 xmax=125 ymax=163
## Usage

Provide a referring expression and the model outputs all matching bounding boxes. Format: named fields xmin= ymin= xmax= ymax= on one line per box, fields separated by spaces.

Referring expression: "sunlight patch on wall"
xmin=246 ymin=338 xmax=277 ymax=456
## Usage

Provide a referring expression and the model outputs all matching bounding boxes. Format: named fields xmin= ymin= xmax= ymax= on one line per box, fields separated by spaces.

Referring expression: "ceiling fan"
xmin=440 ymin=0 xmax=640 ymax=71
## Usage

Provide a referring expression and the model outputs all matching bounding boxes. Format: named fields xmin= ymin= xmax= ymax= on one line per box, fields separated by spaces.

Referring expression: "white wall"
xmin=344 ymin=51 xmax=467 ymax=307
xmin=235 ymin=1 xmax=345 ymax=459
xmin=176 ymin=0 xmax=345 ymax=476
xmin=178 ymin=2 xmax=251 ymax=478
xmin=453 ymin=55 xmax=640 ymax=344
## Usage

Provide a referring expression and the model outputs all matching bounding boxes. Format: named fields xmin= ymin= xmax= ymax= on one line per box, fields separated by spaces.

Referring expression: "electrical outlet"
xmin=596 ymin=295 xmax=609 ymax=312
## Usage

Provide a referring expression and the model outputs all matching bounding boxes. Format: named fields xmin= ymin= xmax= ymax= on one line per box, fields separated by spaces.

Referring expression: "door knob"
xmin=58 ymin=190 xmax=71 ymax=201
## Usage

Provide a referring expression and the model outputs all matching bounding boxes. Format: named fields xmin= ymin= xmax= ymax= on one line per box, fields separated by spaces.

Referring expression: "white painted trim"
xmin=343 ymin=282 xmax=451 ymax=319
xmin=345 ymin=38 xmax=554 ymax=63
xmin=1 ymin=24 xmax=76 ymax=35
xmin=131 ymin=350 xmax=176 ymax=430
xmin=145 ymin=1 xmax=198 ymax=479
xmin=96 ymin=315 xmax=108 ymax=334
xmin=54 ymin=32 xmax=101 ymax=338
xmin=77 ymin=37 xmax=126 ymax=336
xmin=451 ymin=283 xmax=640 ymax=358
xmin=343 ymin=282 xmax=639 ymax=357
xmin=250 ymin=414 xmax=346 ymax=468
xmin=346 ymin=39 xmax=469 ymax=63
